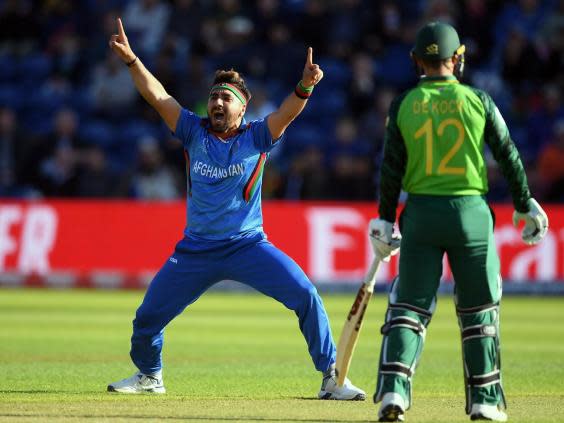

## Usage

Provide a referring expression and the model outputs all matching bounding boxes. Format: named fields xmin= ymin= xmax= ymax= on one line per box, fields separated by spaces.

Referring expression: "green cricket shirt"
xmin=378 ymin=75 xmax=531 ymax=222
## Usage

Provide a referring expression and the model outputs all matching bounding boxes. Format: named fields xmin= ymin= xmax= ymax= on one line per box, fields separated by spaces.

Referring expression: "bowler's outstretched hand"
xmin=302 ymin=47 xmax=324 ymax=88
xmin=109 ymin=18 xmax=136 ymax=64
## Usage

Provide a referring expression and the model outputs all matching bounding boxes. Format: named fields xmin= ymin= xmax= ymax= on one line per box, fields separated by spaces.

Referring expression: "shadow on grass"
xmin=0 ymin=415 xmax=366 ymax=422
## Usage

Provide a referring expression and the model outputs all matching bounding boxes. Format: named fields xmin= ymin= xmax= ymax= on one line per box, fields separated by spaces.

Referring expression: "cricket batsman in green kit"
xmin=369 ymin=22 xmax=549 ymax=422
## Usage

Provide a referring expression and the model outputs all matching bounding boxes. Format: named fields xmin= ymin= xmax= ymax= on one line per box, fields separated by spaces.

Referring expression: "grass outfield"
xmin=0 ymin=289 xmax=563 ymax=422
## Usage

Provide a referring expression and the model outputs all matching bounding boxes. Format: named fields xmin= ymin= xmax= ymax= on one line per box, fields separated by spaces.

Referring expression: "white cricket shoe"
xmin=470 ymin=404 xmax=508 ymax=421
xmin=318 ymin=374 xmax=366 ymax=401
xmin=107 ymin=372 xmax=166 ymax=394
xmin=377 ymin=392 xmax=406 ymax=422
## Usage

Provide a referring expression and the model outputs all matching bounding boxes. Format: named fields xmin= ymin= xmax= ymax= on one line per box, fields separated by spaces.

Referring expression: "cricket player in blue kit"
xmin=106 ymin=18 xmax=365 ymax=400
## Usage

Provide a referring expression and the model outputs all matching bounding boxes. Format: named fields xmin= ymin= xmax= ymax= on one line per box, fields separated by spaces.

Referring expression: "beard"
xmin=210 ymin=119 xmax=229 ymax=132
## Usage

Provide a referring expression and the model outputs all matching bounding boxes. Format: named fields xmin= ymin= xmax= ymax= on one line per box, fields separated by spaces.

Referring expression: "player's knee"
xmin=295 ymin=280 xmax=317 ymax=301
xmin=286 ymin=280 xmax=319 ymax=311
xmin=382 ymin=276 xmax=435 ymax=336
xmin=380 ymin=302 xmax=432 ymax=338
xmin=456 ymin=302 xmax=499 ymax=342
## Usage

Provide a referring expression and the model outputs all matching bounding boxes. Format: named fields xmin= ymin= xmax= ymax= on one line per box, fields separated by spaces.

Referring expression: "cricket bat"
xmin=335 ymin=259 xmax=381 ymax=386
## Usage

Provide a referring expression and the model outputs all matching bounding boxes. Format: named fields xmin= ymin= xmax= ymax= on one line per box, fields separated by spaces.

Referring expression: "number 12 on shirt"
xmin=414 ymin=117 xmax=466 ymax=176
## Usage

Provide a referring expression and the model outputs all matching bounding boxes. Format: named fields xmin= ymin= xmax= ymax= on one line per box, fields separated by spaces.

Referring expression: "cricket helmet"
xmin=411 ymin=21 xmax=466 ymax=77
xmin=412 ymin=21 xmax=465 ymax=60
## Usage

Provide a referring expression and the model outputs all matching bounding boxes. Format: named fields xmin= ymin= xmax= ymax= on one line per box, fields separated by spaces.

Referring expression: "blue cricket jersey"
xmin=174 ymin=109 xmax=282 ymax=241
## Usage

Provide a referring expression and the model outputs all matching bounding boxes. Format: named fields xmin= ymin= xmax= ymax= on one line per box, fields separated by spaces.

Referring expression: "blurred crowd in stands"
xmin=0 ymin=0 xmax=563 ymax=202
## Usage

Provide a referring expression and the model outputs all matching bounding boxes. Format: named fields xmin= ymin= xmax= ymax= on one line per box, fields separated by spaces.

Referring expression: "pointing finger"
xmin=306 ymin=47 xmax=313 ymax=67
xmin=117 ymin=17 xmax=126 ymax=38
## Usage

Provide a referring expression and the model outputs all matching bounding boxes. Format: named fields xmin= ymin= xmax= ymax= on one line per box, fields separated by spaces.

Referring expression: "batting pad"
xmin=457 ymin=302 xmax=506 ymax=413
xmin=374 ymin=277 xmax=436 ymax=409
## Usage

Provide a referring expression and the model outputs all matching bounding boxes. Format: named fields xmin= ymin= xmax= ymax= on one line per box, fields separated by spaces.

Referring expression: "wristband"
xmin=295 ymin=80 xmax=314 ymax=99
xmin=126 ymin=56 xmax=138 ymax=67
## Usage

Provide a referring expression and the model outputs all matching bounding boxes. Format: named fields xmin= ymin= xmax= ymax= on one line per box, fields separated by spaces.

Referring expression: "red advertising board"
xmin=0 ymin=201 xmax=562 ymax=287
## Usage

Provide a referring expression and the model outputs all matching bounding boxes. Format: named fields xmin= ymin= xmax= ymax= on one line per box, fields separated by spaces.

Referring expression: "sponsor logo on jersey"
xmin=192 ymin=160 xmax=245 ymax=179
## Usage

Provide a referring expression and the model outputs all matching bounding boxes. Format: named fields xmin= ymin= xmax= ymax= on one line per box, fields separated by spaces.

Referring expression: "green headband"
xmin=210 ymin=83 xmax=248 ymax=105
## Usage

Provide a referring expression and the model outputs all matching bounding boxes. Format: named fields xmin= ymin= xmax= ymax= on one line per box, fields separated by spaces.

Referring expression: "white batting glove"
xmin=512 ymin=198 xmax=548 ymax=245
xmin=369 ymin=218 xmax=401 ymax=262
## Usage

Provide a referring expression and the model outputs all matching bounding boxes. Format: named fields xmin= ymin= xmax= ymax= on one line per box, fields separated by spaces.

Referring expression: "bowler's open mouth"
xmin=213 ymin=111 xmax=225 ymax=123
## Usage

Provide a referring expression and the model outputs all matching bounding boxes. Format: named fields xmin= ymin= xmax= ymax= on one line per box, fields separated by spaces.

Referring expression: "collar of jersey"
xmin=419 ymin=75 xmax=459 ymax=84
xmin=209 ymin=127 xmax=241 ymax=141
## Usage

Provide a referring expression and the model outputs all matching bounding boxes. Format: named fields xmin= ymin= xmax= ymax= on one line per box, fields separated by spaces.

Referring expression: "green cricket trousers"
xmin=375 ymin=194 xmax=506 ymax=413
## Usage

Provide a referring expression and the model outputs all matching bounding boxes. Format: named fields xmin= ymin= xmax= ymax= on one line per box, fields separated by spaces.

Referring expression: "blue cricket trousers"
xmin=130 ymin=232 xmax=336 ymax=375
